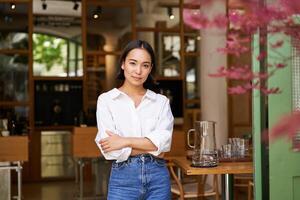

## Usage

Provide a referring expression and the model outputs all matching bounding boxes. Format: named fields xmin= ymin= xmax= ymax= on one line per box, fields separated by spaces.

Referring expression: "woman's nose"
xmin=135 ymin=65 xmax=142 ymax=74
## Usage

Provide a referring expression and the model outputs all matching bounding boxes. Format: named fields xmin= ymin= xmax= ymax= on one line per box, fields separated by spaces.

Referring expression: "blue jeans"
xmin=107 ymin=154 xmax=171 ymax=200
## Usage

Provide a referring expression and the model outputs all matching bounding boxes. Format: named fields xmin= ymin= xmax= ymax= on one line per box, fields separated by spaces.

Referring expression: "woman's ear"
xmin=121 ymin=62 xmax=124 ymax=70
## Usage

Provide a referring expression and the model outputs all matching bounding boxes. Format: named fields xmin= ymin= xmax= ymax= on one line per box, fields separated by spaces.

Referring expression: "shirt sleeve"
xmin=94 ymin=95 xmax=132 ymax=162
xmin=145 ymin=98 xmax=174 ymax=156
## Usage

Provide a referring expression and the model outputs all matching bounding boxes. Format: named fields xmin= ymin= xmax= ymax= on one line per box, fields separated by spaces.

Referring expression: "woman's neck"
xmin=119 ymin=83 xmax=146 ymax=97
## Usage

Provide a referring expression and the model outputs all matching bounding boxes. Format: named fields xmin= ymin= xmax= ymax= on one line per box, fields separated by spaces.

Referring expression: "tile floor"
xmin=12 ymin=180 xmax=106 ymax=200
xmin=11 ymin=179 xmax=249 ymax=200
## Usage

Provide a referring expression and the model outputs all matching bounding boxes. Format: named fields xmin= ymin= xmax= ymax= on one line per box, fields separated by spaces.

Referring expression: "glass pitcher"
xmin=187 ymin=121 xmax=218 ymax=167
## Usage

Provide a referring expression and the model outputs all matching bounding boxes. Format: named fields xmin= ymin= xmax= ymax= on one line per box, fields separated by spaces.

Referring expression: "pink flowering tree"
xmin=183 ymin=0 xmax=300 ymax=147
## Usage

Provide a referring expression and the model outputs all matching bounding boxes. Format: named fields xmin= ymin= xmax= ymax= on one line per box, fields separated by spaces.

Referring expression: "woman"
xmin=95 ymin=39 xmax=174 ymax=200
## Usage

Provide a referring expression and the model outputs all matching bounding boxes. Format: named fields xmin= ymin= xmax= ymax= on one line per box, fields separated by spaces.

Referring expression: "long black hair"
xmin=116 ymin=39 xmax=157 ymax=90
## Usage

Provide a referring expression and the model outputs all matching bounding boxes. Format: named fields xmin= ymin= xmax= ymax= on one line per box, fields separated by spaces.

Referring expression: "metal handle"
xmin=187 ymin=129 xmax=195 ymax=148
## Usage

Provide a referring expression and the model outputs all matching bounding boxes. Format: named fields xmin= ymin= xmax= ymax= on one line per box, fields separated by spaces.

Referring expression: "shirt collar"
xmin=109 ymin=88 xmax=123 ymax=99
xmin=144 ymin=89 xmax=157 ymax=101
xmin=109 ymin=88 xmax=156 ymax=101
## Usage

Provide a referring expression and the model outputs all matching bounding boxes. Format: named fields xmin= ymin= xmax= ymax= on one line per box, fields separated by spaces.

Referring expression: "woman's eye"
xmin=129 ymin=62 xmax=136 ymax=65
xmin=143 ymin=65 xmax=150 ymax=68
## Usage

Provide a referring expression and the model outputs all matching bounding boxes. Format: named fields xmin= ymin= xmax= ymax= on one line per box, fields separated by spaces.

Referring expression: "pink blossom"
xmin=212 ymin=14 xmax=228 ymax=28
xmin=244 ymin=82 xmax=258 ymax=90
xmin=217 ymin=34 xmax=250 ymax=56
xmin=256 ymin=51 xmax=267 ymax=61
xmin=209 ymin=65 xmax=255 ymax=80
xmin=208 ymin=66 xmax=226 ymax=77
xmin=261 ymin=87 xmax=281 ymax=95
xmin=228 ymin=85 xmax=247 ymax=94
xmin=279 ymin=0 xmax=300 ymax=15
xmin=184 ymin=0 xmax=300 ymax=146
xmin=183 ymin=9 xmax=209 ymax=29
xmin=271 ymin=40 xmax=284 ymax=48
xmin=256 ymin=72 xmax=269 ymax=79
xmin=275 ymin=63 xmax=286 ymax=69
xmin=269 ymin=111 xmax=300 ymax=141
xmin=228 ymin=10 xmax=243 ymax=26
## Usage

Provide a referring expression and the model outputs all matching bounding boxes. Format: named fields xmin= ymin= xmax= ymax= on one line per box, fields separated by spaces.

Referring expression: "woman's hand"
xmin=99 ymin=131 xmax=129 ymax=153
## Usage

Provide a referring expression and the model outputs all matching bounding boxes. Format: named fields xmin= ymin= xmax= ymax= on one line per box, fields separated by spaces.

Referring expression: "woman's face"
xmin=121 ymin=48 xmax=152 ymax=87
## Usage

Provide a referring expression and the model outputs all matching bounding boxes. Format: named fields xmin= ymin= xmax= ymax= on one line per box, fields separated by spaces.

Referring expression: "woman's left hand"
xmin=99 ymin=131 xmax=128 ymax=153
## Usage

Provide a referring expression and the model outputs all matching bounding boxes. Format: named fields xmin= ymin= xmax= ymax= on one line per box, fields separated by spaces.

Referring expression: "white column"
xmin=199 ymin=1 xmax=228 ymax=148
xmin=199 ymin=0 xmax=228 ymax=193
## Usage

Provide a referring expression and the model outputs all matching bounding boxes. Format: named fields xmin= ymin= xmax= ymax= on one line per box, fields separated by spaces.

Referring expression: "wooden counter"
xmin=172 ymin=157 xmax=253 ymax=175
xmin=72 ymin=127 xmax=101 ymax=158
xmin=0 ymin=136 xmax=29 ymax=162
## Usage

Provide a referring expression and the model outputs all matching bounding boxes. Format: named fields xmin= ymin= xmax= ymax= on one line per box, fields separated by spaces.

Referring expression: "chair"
xmin=233 ymin=174 xmax=253 ymax=200
xmin=169 ymin=164 xmax=220 ymax=200
xmin=166 ymin=130 xmax=220 ymax=200
xmin=247 ymin=180 xmax=254 ymax=200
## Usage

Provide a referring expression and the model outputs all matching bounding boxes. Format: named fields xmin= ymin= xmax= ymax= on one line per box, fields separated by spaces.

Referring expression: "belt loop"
xmin=150 ymin=154 xmax=154 ymax=162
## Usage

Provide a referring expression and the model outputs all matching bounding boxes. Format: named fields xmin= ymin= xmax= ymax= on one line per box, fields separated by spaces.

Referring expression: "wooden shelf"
xmin=0 ymin=49 xmax=29 ymax=55
xmin=184 ymin=52 xmax=200 ymax=57
xmin=158 ymin=2 xmax=200 ymax=9
xmin=34 ymin=126 xmax=74 ymax=131
xmin=33 ymin=76 xmax=83 ymax=81
xmin=156 ymin=76 xmax=183 ymax=81
xmin=136 ymin=27 xmax=180 ymax=33
xmin=0 ymin=101 xmax=29 ymax=107
xmin=85 ymin=1 xmax=133 ymax=7
xmin=86 ymin=50 xmax=122 ymax=56
xmin=186 ymin=98 xmax=200 ymax=104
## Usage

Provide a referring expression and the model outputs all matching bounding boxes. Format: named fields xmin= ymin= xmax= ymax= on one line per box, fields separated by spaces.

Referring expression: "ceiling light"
xmin=93 ymin=6 xmax=102 ymax=19
xmin=73 ymin=1 xmax=79 ymax=11
xmin=42 ymin=0 xmax=47 ymax=10
xmin=168 ymin=7 xmax=175 ymax=20
xmin=10 ymin=3 xmax=16 ymax=10
xmin=93 ymin=13 xmax=99 ymax=19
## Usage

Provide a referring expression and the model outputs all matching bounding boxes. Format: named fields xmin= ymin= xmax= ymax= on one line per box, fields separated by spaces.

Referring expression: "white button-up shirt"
xmin=95 ymin=88 xmax=174 ymax=162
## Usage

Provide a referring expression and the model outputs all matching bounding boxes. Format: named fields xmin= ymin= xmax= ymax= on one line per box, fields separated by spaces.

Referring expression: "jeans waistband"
xmin=128 ymin=154 xmax=165 ymax=163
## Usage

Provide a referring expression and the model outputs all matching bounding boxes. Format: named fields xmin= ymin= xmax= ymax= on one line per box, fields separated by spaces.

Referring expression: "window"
xmin=33 ymin=33 xmax=83 ymax=77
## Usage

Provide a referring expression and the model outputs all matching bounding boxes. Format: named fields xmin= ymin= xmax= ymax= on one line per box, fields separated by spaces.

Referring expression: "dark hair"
xmin=116 ymin=39 xmax=157 ymax=89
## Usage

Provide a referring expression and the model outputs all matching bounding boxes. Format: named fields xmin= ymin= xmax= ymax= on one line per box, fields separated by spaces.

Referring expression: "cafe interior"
xmin=1 ymin=0 xmax=299 ymax=200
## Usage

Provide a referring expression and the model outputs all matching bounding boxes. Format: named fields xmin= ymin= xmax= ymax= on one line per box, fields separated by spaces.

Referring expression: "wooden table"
xmin=0 ymin=136 xmax=29 ymax=200
xmin=72 ymin=127 xmax=100 ymax=158
xmin=72 ymin=127 xmax=102 ymax=199
xmin=172 ymin=157 xmax=253 ymax=200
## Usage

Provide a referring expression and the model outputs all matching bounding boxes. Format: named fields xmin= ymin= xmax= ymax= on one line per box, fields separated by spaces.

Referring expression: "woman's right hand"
xmin=99 ymin=131 xmax=129 ymax=153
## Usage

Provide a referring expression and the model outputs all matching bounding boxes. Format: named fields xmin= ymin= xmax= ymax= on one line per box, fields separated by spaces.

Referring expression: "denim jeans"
xmin=107 ymin=154 xmax=171 ymax=200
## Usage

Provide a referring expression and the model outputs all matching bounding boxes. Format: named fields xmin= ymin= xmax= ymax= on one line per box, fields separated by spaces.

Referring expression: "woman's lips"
xmin=132 ymin=76 xmax=142 ymax=80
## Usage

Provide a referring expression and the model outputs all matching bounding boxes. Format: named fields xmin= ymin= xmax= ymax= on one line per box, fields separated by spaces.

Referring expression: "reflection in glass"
xmin=184 ymin=33 xmax=200 ymax=53
xmin=86 ymin=54 xmax=106 ymax=107
xmin=157 ymin=34 xmax=181 ymax=77
xmin=0 ymin=106 xmax=29 ymax=135
xmin=0 ymin=2 xmax=29 ymax=49
xmin=0 ymin=54 xmax=28 ymax=101
xmin=0 ymin=32 xmax=29 ymax=49
xmin=185 ymin=56 xmax=199 ymax=101
xmin=157 ymin=80 xmax=183 ymax=118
